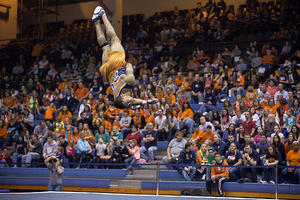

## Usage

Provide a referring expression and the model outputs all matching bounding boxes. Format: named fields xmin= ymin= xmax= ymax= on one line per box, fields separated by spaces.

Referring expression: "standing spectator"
xmin=282 ymin=141 xmax=300 ymax=184
xmin=206 ymin=152 xmax=229 ymax=196
xmin=34 ymin=121 xmax=48 ymax=143
xmin=140 ymin=123 xmax=157 ymax=162
xmin=43 ymin=135 xmax=57 ymax=159
xmin=155 ymin=109 xmax=168 ymax=141
xmin=260 ymin=145 xmax=282 ymax=184
xmin=44 ymin=155 xmax=64 ymax=191
xmin=22 ymin=134 xmax=43 ymax=167
xmin=162 ymin=131 xmax=187 ymax=169
xmin=178 ymin=142 xmax=196 ymax=181
xmin=61 ymin=89 xmax=79 ymax=114
xmin=239 ymin=144 xmax=259 ymax=183
xmin=190 ymin=74 xmax=204 ymax=104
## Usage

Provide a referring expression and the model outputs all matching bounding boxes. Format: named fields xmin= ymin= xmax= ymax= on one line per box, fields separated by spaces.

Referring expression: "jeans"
xmin=229 ymin=166 xmax=240 ymax=181
xmin=140 ymin=146 xmax=157 ymax=161
xmin=0 ymin=138 xmax=7 ymax=149
xmin=198 ymin=104 xmax=216 ymax=114
xmin=0 ymin=159 xmax=8 ymax=167
xmin=241 ymin=167 xmax=257 ymax=182
xmin=181 ymin=167 xmax=196 ymax=181
xmin=125 ymin=156 xmax=136 ymax=172
xmin=12 ymin=153 xmax=24 ymax=167
xmin=262 ymin=167 xmax=276 ymax=182
xmin=162 ymin=156 xmax=178 ymax=170
xmin=179 ymin=118 xmax=195 ymax=134
xmin=282 ymin=167 xmax=300 ymax=184
xmin=22 ymin=152 xmax=40 ymax=167
xmin=48 ymin=184 xmax=62 ymax=191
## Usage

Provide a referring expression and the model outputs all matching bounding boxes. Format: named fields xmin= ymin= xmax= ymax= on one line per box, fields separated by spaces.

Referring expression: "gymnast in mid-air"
xmin=92 ymin=6 xmax=157 ymax=109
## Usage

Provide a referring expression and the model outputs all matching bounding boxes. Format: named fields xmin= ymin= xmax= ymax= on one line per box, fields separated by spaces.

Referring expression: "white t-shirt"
xmin=155 ymin=115 xmax=167 ymax=129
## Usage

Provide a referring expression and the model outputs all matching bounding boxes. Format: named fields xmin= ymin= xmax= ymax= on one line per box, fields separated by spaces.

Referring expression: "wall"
xmin=0 ymin=0 xmax=18 ymax=41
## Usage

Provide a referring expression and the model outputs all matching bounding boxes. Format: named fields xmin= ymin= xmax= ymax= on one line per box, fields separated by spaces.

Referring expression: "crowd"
xmin=0 ymin=0 xmax=300 ymax=196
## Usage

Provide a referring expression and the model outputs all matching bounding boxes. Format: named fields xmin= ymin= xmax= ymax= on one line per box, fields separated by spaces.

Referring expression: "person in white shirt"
xmin=271 ymin=125 xmax=285 ymax=144
xmin=199 ymin=116 xmax=215 ymax=132
xmin=230 ymin=111 xmax=246 ymax=128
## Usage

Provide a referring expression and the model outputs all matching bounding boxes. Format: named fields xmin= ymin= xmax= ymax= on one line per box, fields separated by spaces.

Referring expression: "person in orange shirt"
xmin=175 ymin=72 xmax=184 ymax=87
xmin=68 ymin=126 xmax=80 ymax=144
xmin=186 ymin=56 xmax=201 ymax=71
xmin=192 ymin=126 xmax=205 ymax=146
xmin=45 ymin=103 xmax=57 ymax=123
xmin=58 ymin=81 xmax=72 ymax=91
xmin=282 ymin=141 xmax=300 ymax=184
xmin=0 ymin=119 xmax=8 ymax=148
xmin=58 ymin=106 xmax=72 ymax=123
xmin=2 ymin=91 xmax=16 ymax=108
xmin=266 ymin=80 xmax=278 ymax=99
xmin=145 ymin=110 xmax=155 ymax=126
xmin=201 ymin=126 xmax=215 ymax=144
xmin=178 ymin=102 xmax=195 ymax=135
xmin=155 ymin=86 xmax=164 ymax=102
xmin=165 ymin=87 xmax=176 ymax=106
xmin=263 ymin=99 xmax=278 ymax=114
xmin=105 ymin=104 xmax=118 ymax=122
xmin=206 ymin=152 xmax=229 ymax=196
xmin=55 ymin=123 xmax=65 ymax=136
xmin=75 ymin=81 xmax=90 ymax=100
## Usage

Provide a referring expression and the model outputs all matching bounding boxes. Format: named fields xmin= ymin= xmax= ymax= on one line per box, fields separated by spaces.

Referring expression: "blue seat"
xmin=229 ymin=97 xmax=237 ymax=103
xmin=159 ymin=170 xmax=183 ymax=179
xmin=34 ymin=120 xmax=41 ymax=127
xmin=157 ymin=141 xmax=168 ymax=150
xmin=36 ymin=114 xmax=45 ymax=120
xmin=216 ymin=103 xmax=224 ymax=111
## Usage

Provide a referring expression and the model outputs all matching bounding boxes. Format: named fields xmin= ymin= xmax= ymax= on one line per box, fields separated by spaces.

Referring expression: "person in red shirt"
xmin=125 ymin=125 xmax=142 ymax=146
xmin=0 ymin=148 xmax=11 ymax=167
xmin=242 ymin=112 xmax=256 ymax=137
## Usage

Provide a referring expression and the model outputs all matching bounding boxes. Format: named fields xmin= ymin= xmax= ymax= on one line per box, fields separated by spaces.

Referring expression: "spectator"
xmin=260 ymin=145 xmax=281 ymax=184
xmin=178 ymin=142 xmax=196 ymax=181
xmin=256 ymin=134 xmax=270 ymax=162
xmin=271 ymin=125 xmax=285 ymax=144
xmin=120 ymin=110 xmax=132 ymax=138
xmin=125 ymin=125 xmax=142 ymax=146
xmin=22 ymin=134 xmax=43 ymax=167
xmin=178 ymin=102 xmax=195 ymax=136
xmin=239 ymin=144 xmax=259 ymax=183
xmin=190 ymin=74 xmax=204 ymax=104
xmin=75 ymin=131 xmax=92 ymax=169
xmin=140 ymin=123 xmax=157 ymax=161
xmin=242 ymin=112 xmax=256 ymax=137
xmin=0 ymin=119 xmax=8 ymax=149
xmin=206 ymin=152 xmax=229 ymax=197
xmin=225 ymin=143 xmax=243 ymax=182
xmin=44 ymin=155 xmax=64 ymax=191
xmin=12 ymin=135 xmax=27 ymax=167
xmin=155 ymin=109 xmax=168 ymax=141
xmin=199 ymin=116 xmax=215 ymax=132
xmin=125 ymin=139 xmax=140 ymax=175
xmin=34 ymin=121 xmax=48 ymax=143
xmin=282 ymin=141 xmax=300 ymax=184
xmin=210 ymin=134 xmax=225 ymax=155
xmin=162 ymin=131 xmax=186 ymax=169
xmin=43 ymin=135 xmax=57 ymax=159
xmin=274 ymin=84 xmax=289 ymax=102
xmin=240 ymin=134 xmax=256 ymax=152
xmin=0 ymin=148 xmax=11 ymax=167
xmin=272 ymin=135 xmax=286 ymax=162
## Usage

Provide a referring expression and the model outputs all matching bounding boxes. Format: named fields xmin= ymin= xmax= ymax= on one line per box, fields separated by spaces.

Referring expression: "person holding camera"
xmin=125 ymin=139 xmax=140 ymax=175
xmin=44 ymin=155 xmax=64 ymax=191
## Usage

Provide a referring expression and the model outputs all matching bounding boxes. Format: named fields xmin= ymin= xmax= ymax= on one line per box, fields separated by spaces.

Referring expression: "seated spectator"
xmin=22 ymin=134 xmax=43 ymax=167
xmin=75 ymin=131 xmax=92 ymax=169
xmin=165 ymin=111 xmax=180 ymax=141
xmin=239 ymin=144 xmax=259 ymax=183
xmin=162 ymin=131 xmax=186 ymax=169
xmin=199 ymin=116 xmax=215 ymax=132
xmin=155 ymin=109 xmax=168 ymax=141
xmin=260 ymin=145 xmax=282 ymax=184
xmin=93 ymin=138 xmax=106 ymax=169
xmin=256 ymin=134 xmax=270 ymax=163
xmin=285 ymin=133 xmax=296 ymax=155
xmin=59 ymin=106 xmax=73 ymax=123
xmin=120 ymin=110 xmax=132 ymax=138
xmin=225 ymin=143 xmax=243 ymax=182
xmin=206 ymin=152 xmax=229 ymax=197
xmin=210 ymin=134 xmax=225 ymax=155
xmin=0 ymin=119 xmax=8 ymax=149
xmin=282 ymin=141 xmax=300 ymax=184
xmin=0 ymin=148 xmax=11 ymax=167
xmin=178 ymin=142 xmax=196 ymax=181
xmin=199 ymin=87 xmax=216 ymax=114
xmin=231 ymin=111 xmax=246 ymax=128
xmin=271 ymin=125 xmax=285 ymax=144
xmin=140 ymin=123 xmax=157 ymax=161
xmin=240 ymin=134 xmax=256 ymax=152
xmin=125 ymin=125 xmax=142 ymax=146
xmin=178 ymin=102 xmax=195 ymax=136
xmin=224 ymin=134 xmax=241 ymax=154
xmin=254 ymin=126 xmax=264 ymax=144
xmin=111 ymin=140 xmax=124 ymax=169
xmin=125 ymin=139 xmax=140 ymax=175
xmin=201 ymin=125 xmax=215 ymax=145
xmin=43 ymin=135 xmax=57 ymax=159
xmin=66 ymin=140 xmax=75 ymax=168
xmin=196 ymin=143 xmax=209 ymax=179
xmin=12 ymin=134 xmax=27 ymax=167
xmin=190 ymin=74 xmax=204 ymax=104
xmin=222 ymin=123 xmax=237 ymax=142
xmin=242 ymin=112 xmax=256 ymax=137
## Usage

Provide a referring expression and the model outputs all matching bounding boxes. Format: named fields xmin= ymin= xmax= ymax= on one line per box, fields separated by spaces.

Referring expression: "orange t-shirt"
xmin=156 ymin=91 xmax=165 ymax=102
xmin=145 ymin=115 xmax=155 ymax=125
xmin=175 ymin=77 xmax=184 ymax=86
xmin=45 ymin=107 xmax=57 ymax=120
xmin=3 ymin=96 xmax=15 ymax=108
xmin=262 ymin=54 xmax=275 ymax=65
xmin=286 ymin=149 xmax=300 ymax=166
xmin=58 ymin=82 xmax=72 ymax=91
xmin=0 ymin=122 xmax=8 ymax=139
xmin=102 ymin=120 xmax=112 ymax=133
xmin=165 ymin=94 xmax=176 ymax=105
xmin=75 ymin=87 xmax=89 ymax=99
xmin=58 ymin=111 xmax=72 ymax=123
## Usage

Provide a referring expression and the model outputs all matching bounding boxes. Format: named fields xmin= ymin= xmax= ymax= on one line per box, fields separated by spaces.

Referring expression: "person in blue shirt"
xmin=75 ymin=131 xmax=92 ymax=169
xmin=178 ymin=142 xmax=196 ymax=181
xmin=140 ymin=122 xmax=158 ymax=162
xmin=225 ymin=143 xmax=243 ymax=182
xmin=239 ymin=144 xmax=260 ymax=183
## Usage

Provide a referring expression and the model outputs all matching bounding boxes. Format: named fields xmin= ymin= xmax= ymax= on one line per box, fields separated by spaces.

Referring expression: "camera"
xmin=50 ymin=158 xmax=57 ymax=164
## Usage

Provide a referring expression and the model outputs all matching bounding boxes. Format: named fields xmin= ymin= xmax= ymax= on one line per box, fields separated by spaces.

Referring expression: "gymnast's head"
xmin=113 ymin=95 xmax=134 ymax=109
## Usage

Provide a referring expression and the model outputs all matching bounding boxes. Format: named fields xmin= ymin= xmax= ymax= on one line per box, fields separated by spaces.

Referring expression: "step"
xmin=110 ymin=179 xmax=141 ymax=189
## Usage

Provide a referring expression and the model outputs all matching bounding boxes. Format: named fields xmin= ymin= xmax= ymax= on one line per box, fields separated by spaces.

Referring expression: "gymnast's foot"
xmin=92 ymin=6 xmax=105 ymax=22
